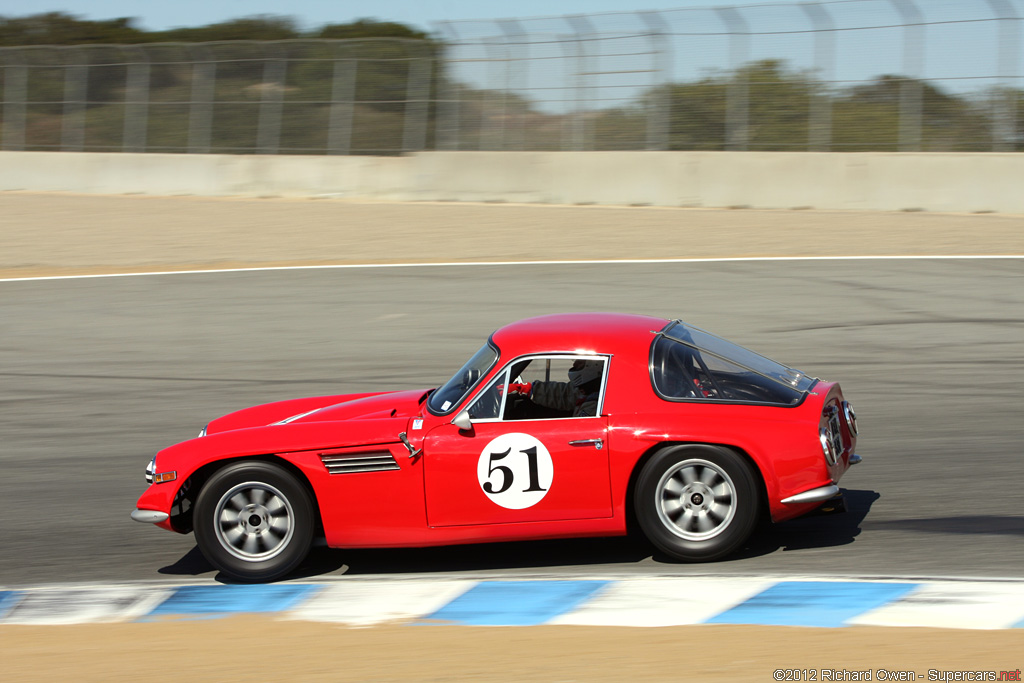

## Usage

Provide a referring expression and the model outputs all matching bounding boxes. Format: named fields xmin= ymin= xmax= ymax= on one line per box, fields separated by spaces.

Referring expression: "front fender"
xmin=136 ymin=416 xmax=411 ymax=530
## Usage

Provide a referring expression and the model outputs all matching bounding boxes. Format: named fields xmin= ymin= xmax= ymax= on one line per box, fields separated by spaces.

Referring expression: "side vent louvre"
xmin=320 ymin=450 xmax=400 ymax=475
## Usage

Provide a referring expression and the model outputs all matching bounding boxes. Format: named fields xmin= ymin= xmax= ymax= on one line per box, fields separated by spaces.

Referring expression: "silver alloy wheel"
xmin=213 ymin=481 xmax=295 ymax=562
xmin=655 ymin=458 xmax=737 ymax=541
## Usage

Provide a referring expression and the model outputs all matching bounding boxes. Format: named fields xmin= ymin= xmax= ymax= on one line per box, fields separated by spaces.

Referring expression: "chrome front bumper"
xmin=130 ymin=509 xmax=169 ymax=524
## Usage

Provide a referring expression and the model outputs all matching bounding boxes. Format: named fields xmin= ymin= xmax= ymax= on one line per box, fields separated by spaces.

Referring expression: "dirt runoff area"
xmin=3 ymin=619 xmax=1023 ymax=682
xmin=2 ymin=192 xmax=1023 ymax=680
xmin=0 ymin=192 xmax=1022 ymax=279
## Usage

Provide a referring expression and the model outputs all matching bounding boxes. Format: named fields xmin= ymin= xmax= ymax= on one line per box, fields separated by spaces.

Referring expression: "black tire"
xmin=193 ymin=461 xmax=314 ymax=582
xmin=634 ymin=445 xmax=761 ymax=562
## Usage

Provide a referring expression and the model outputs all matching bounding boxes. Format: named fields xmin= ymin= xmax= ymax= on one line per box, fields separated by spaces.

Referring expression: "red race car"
xmin=132 ymin=313 xmax=860 ymax=581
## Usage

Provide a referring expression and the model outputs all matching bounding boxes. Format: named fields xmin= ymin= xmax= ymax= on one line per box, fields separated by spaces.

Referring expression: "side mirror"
xmin=451 ymin=411 xmax=473 ymax=431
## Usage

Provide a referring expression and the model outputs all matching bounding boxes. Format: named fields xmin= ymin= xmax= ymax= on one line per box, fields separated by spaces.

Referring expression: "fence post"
xmin=985 ymin=0 xmax=1021 ymax=152
xmin=479 ymin=30 xmax=507 ymax=150
xmin=61 ymin=47 xmax=88 ymax=152
xmin=123 ymin=46 xmax=150 ymax=153
xmin=327 ymin=51 xmax=357 ymax=155
xmin=256 ymin=46 xmax=287 ymax=154
xmin=888 ymin=0 xmax=924 ymax=151
xmin=800 ymin=2 xmax=835 ymax=152
xmin=403 ymin=54 xmax=432 ymax=153
xmin=498 ymin=19 xmax=528 ymax=150
xmin=187 ymin=45 xmax=215 ymax=154
xmin=715 ymin=7 xmax=750 ymax=151
xmin=433 ymin=22 xmax=461 ymax=151
xmin=1 ymin=49 xmax=28 ymax=151
xmin=566 ymin=14 xmax=596 ymax=151
xmin=639 ymin=11 xmax=671 ymax=151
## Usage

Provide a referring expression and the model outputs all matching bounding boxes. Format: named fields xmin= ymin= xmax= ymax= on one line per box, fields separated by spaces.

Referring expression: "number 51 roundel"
xmin=476 ymin=433 xmax=554 ymax=510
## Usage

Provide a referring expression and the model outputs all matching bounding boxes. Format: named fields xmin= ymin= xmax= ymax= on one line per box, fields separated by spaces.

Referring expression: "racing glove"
xmin=504 ymin=382 xmax=533 ymax=396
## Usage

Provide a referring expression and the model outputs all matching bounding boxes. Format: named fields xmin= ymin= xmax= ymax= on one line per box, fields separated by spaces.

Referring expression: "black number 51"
xmin=482 ymin=446 xmax=547 ymax=494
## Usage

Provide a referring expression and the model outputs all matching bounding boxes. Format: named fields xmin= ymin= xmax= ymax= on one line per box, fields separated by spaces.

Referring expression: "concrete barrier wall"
xmin=2 ymin=150 xmax=1022 ymax=213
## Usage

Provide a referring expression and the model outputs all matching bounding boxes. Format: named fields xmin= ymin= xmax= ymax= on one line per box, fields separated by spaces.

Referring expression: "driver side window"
xmin=466 ymin=356 xmax=607 ymax=422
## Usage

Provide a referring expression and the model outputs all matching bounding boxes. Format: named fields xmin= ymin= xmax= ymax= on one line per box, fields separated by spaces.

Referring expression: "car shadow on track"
xmin=157 ymin=488 xmax=880 ymax=583
xmin=724 ymin=488 xmax=881 ymax=562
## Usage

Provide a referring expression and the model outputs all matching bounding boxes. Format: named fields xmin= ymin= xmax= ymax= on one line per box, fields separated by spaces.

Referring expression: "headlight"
xmin=145 ymin=456 xmax=156 ymax=484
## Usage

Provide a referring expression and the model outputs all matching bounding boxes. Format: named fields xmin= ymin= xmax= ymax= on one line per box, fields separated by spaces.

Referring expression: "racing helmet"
xmin=568 ymin=359 xmax=602 ymax=389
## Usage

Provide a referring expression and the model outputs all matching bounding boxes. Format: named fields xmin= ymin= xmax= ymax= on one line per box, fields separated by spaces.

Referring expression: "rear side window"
xmin=650 ymin=335 xmax=804 ymax=405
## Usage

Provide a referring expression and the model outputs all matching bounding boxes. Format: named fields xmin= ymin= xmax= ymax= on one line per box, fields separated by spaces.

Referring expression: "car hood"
xmin=287 ymin=389 xmax=430 ymax=424
xmin=158 ymin=389 xmax=433 ymax=469
xmin=207 ymin=389 xmax=432 ymax=434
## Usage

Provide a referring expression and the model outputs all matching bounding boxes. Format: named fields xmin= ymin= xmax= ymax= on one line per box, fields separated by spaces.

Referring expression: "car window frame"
xmin=466 ymin=353 xmax=611 ymax=423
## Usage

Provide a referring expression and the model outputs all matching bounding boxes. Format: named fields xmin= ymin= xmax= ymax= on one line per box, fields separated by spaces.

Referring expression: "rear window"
xmin=650 ymin=323 xmax=813 ymax=406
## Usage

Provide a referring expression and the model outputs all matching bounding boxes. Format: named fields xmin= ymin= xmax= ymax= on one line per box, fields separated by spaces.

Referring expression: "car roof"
xmin=490 ymin=313 xmax=670 ymax=357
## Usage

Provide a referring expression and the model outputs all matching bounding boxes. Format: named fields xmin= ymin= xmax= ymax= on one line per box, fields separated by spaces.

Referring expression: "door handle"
xmin=568 ymin=438 xmax=603 ymax=450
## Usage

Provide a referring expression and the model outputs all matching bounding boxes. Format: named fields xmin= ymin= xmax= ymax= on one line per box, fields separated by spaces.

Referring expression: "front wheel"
xmin=194 ymin=461 xmax=314 ymax=582
xmin=634 ymin=445 xmax=761 ymax=562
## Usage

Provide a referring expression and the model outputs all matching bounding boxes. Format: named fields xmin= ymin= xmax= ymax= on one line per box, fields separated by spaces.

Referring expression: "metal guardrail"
xmin=1 ymin=0 xmax=1021 ymax=154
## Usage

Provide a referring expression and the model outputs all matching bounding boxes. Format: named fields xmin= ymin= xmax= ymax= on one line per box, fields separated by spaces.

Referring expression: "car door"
xmin=423 ymin=355 xmax=613 ymax=527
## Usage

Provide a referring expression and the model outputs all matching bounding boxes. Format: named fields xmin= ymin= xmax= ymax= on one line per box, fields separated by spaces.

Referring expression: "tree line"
xmin=1 ymin=13 xmax=1019 ymax=153
xmin=0 ymin=12 xmax=429 ymax=45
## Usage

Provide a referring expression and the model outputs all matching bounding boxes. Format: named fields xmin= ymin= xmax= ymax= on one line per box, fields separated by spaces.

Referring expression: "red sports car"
xmin=132 ymin=313 xmax=860 ymax=581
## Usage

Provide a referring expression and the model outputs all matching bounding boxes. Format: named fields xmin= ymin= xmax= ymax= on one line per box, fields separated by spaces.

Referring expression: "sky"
xmin=0 ymin=0 xmax=834 ymax=33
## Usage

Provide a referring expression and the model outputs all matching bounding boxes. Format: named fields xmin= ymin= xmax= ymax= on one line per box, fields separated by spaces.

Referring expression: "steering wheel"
xmin=683 ymin=351 xmax=723 ymax=398
xmin=468 ymin=380 xmax=502 ymax=420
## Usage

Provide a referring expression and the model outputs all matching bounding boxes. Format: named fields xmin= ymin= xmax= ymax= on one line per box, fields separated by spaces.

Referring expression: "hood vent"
xmin=320 ymin=450 xmax=400 ymax=475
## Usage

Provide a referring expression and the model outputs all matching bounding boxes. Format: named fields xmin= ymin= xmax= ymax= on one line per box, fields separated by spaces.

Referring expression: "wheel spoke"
xmin=695 ymin=511 xmax=715 ymax=533
xmin=250 ymin=487 xmax=268 ymax=506
xmin=265 ymin=495 xmax=287 ymax=516
xmin=708 ymin=502 xmax=729 ymax=523
xmin=262 ymin=528 xmax=282 ymax=549
xmin=221 ymin=526 xmax=244 ymax=547
xmin=227 ymin=492 xmax=248 ymax=511
xmin=679 ymin=467 xmax=698 ymax=486
xmin=268 ymin=515 xmax=290 ymax=536
xmin=242 ymin=534 xmax=260 ymax=556
xmin=711 ymin=481 xmax=732 ymax=499
xmin=663 ymin=498 xmax=685 ymax=520
xmin=679 ymin=508 xmax=696 ymax=530
xmin=699 ymin=466 xmax=719 ymax=486
xmin=219 ymin=508 xmax=237 ymax=527
xmin=663 ymin=476 xmax=684 ymax=497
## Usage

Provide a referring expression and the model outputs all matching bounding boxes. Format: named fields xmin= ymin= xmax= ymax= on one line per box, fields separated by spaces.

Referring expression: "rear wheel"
xmin=634 ymin=445 xmax=760 ymax=562
xmin=194 ymin=461 xmax=314 ymax=582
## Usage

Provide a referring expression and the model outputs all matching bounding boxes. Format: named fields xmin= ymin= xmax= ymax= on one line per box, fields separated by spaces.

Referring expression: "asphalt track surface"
xmin=2 ymin=258 xmax=1023 ymax=587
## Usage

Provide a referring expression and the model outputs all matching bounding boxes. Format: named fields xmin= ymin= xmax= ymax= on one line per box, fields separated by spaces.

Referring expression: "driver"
xmin=505 ymin=359 xmax=603 ymax=417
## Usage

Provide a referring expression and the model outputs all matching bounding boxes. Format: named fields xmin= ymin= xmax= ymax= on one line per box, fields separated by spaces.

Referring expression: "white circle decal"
xmin=476 ymin=433 xmax=554 ymax=509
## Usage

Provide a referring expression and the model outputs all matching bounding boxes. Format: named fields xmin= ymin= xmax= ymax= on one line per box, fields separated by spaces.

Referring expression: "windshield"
xmin=426 ymin=343 xmax=499 ymax=415
xmin=651 ymin=322 xmax=817 ymax=405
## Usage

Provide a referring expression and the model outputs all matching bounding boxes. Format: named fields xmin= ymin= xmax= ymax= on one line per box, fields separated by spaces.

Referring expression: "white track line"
xmin=1 ymin=254 xmax=1022 ymax=283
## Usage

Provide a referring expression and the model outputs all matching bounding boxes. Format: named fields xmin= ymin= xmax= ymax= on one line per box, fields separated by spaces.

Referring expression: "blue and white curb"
xmin=3 ymin=576 xmax=1024 ymax=629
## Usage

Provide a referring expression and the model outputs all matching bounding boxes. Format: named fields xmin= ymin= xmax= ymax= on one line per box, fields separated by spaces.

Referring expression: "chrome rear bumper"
xmin=781 ymin=484 xmax=840 ymax=505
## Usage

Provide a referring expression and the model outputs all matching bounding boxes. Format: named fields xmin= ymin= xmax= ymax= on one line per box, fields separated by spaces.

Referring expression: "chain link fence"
xmin=1 ymin=0 xmax=1022 ymax=154
xmin=0 ymin=39 xmax=437 ymax=154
